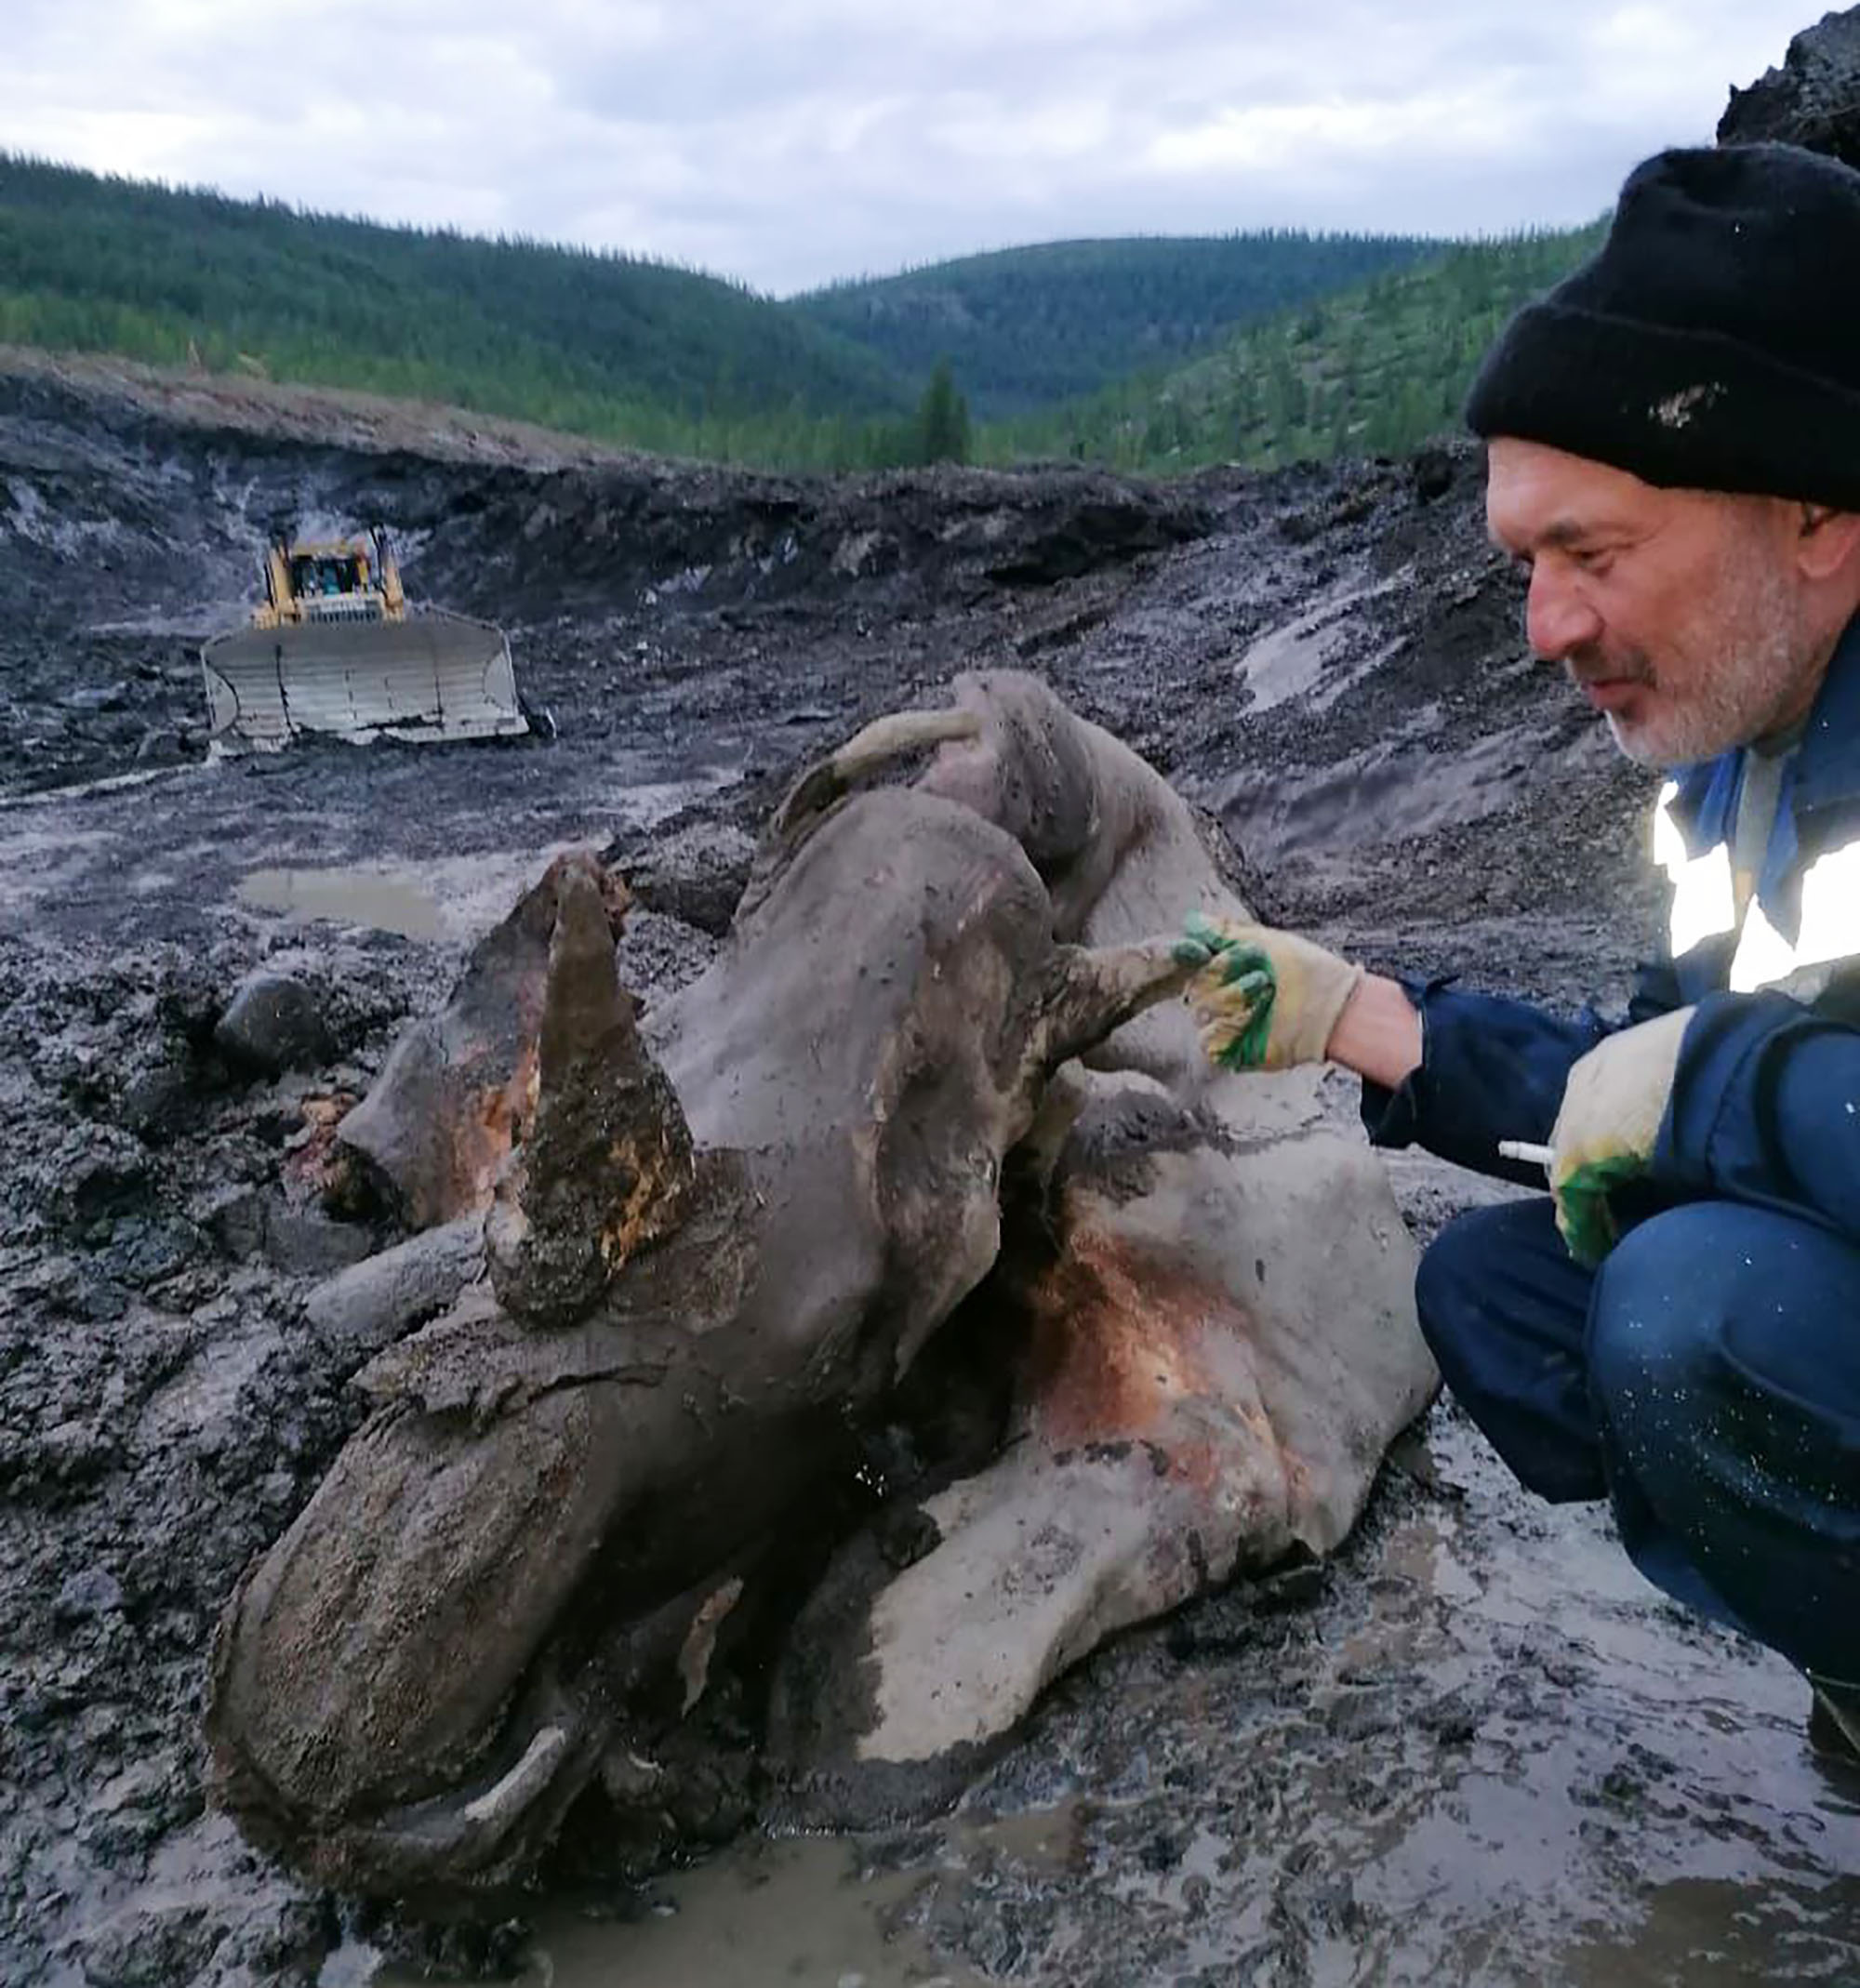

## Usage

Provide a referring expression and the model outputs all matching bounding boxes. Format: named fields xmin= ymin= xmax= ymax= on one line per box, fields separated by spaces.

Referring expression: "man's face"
xmin=1485 ymin=438 xmax=1814 ymax=768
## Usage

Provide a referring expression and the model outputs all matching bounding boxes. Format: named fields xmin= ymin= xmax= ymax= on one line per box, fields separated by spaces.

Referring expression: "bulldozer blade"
xmin=201 ymin=611 xmax=528 ymax=754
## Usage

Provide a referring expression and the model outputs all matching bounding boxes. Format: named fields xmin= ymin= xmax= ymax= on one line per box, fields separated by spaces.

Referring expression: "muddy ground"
xmin=3 ymin=355 xmax=1858 ymax=1987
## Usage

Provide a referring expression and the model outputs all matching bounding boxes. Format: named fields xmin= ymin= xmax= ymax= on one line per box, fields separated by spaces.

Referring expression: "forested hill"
xmin=0 ymin=153 xmax=909 ymax=457
xmin=0 ymin=152 xmax=1599 ymax=477
xmin=983 ymin=222 xmax=1608 ymax=473
xmin=791 ymin=233 xmax=1443 ymax=417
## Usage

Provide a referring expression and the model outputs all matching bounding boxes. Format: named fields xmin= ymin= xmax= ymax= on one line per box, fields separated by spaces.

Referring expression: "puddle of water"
xmin=370 ymin=1833 xmax=987 ymax=1988
xmin=232 ymin=757 xmax=738 ymax=946
xmin=1559 ymin=1871 xmax=1860 ymax=1984
xmin=238 ymin=866 xmax=446 ymax=940
xmin=946 ymin=1798 xmax=1082 ymax=1875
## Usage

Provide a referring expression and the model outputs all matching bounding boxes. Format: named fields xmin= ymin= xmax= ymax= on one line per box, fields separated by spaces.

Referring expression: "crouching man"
xmin=1185 ymin=143 xmax=1860 ymax=1752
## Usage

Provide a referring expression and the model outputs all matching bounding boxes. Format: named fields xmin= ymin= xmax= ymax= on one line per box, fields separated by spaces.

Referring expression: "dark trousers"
xmin=1416 ymin=1197 xmax=1860 ymax=1679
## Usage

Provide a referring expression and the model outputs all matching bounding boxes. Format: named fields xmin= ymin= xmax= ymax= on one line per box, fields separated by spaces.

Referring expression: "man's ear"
xmin=1797 ymin=505 xmax=1860 ymax=583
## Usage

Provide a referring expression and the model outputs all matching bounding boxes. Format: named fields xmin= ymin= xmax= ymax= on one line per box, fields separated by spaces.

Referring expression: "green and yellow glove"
xmin=1174 ymin=913 xmax=1364 ymax=1072
xmin=1548 ymin=1005 xmax=1694 ymax=1266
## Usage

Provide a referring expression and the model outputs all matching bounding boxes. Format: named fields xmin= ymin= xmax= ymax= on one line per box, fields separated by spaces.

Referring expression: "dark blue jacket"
xmin=1364 ymin=610 xmax=1860 ymax=1248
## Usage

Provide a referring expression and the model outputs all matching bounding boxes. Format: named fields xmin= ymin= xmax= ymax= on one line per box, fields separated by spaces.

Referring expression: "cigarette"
xmin=1497 ymin=1140 xmax=1555 ymax=1169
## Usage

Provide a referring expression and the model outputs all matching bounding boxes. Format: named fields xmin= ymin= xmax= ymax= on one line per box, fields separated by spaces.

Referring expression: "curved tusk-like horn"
xmin=772 ymin=708 xmax=982 ymax=837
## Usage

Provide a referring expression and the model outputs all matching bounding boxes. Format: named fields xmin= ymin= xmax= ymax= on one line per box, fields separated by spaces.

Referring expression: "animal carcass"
xmin=205 ymin=707 xmax=1206 ymax=1891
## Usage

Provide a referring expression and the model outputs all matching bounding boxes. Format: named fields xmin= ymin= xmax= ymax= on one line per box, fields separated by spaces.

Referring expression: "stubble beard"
xmin=1595 ymin=554 xmax=1813 ymax=771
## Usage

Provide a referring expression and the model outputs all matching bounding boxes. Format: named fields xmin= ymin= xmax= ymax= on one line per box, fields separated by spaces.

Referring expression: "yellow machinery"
xmin=202 ymin=527 xmax=527 ymax=753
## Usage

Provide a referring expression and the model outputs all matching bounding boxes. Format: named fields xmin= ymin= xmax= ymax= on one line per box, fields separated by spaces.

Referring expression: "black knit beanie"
xmin=1465 ymin=142 xmax=1860 ymax=510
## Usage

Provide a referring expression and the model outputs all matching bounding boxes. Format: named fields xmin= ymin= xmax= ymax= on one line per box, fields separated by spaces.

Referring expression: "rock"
xmin=49 ymin=1126 xmax=149 ymax=1229
xmin=249 ymin=1095 xmax=311 ymax=1146
xmin=98 ymin=1214 xmax=202 ymax=1290
xmin=115 ymin=1061 xmax=194 ymax=1143
xmin=1719 ymin=8 xmax=1860 ymax=169
xmin=199 ymin=1186 xmax=270 ymax=1260
xmin=260 ymin=1203 xmax=377 ymax=1279
xmin=302 ymin=1217 xmax=486 ymax=1368
xmin=200 ymin=1185 xmax=375 ymax=1277
xmin=1410 ymin=445 xmax=1457 ymax=503
xmin=132 ymin=726 xmax=185 ymax=765
xmin=214 ymin=972 xmax=334 ymax=1076
xmin=54 ymin=1567 xmax=125 ymax=1623
xmin=617 ymin=820 xmax=757 ymax=936
xmin=154 ymin=963 xmax=223 ymax=1048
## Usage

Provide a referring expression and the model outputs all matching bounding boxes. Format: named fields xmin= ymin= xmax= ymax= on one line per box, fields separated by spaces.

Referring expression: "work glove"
xmin=1174 ymin=913 xmax=1363 ymax=1072
xmin=1547 ymin=1005 xmax=1694 ymax=1267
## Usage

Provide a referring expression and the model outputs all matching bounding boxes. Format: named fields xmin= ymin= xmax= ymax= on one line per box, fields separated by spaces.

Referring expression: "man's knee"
xmin=1590 ymin=1201 xmax=1860 ymax=1438
xmin=1588 ymin=1204 xmax=1770 ymax=1433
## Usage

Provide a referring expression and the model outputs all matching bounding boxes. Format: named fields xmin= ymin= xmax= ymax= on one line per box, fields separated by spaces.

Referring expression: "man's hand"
xmin=1176 ymin=914 xmax=1364 ymax=1072
xmin=1548 ymin=1006 xmax=1694 ymax=1266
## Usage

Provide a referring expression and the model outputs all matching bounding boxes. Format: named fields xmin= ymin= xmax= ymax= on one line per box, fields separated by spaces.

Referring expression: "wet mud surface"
xmin=392 ymin=1408 xmax=1860 ymax=1988
xmin=3 ymin=359 xmax=1853 ymax=1985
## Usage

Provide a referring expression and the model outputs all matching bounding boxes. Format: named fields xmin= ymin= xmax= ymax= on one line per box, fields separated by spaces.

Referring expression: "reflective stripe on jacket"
xmin=1363 ymin=608 xmax=1860 ymax=1248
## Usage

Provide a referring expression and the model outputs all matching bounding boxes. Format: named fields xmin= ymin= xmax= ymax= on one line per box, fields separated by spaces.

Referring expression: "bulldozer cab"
xmin=289 ymin=551 xmax=364 ymax=600
xmin=260 ymin=529 xmax=405 ymax=630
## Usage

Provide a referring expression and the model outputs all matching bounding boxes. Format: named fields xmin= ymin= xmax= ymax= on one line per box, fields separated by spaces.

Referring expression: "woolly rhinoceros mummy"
xmin=205 ymin=675 xmax=1433 ymax=1891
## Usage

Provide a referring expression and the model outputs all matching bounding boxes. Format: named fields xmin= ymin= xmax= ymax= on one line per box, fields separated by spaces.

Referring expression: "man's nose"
xmin=1524 ymin=563 xmax=1603 ymax=661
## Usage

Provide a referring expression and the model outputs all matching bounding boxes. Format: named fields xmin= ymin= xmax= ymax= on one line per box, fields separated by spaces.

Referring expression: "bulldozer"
xmin=201 ymin=527 xmax=528 ymax=753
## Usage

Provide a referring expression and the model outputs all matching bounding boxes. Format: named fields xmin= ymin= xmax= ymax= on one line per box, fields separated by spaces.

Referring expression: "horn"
xmin=773 ymin=709 xmax=984 ymax=836
xmin=737 ymin=708 xmax=984 ymax=921
xmin=485 ymin=855 xmax=696 ymax=1324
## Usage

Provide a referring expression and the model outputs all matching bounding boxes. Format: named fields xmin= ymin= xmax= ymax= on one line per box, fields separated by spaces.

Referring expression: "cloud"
xmin=1 ymin=0 xmax=1821 ymax=292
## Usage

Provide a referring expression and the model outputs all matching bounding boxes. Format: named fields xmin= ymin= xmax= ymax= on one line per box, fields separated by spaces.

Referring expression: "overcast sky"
xmin=4 ymin=2 xmax=1821 ymax=295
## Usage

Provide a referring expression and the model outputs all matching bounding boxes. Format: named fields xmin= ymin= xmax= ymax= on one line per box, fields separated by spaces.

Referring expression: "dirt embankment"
xmin=6 ymin=351 xmax=1841 ymax=1988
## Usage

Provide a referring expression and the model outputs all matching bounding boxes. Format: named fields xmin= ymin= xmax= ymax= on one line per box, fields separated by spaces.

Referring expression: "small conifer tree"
xmin=917 ymin=359 xmax=971 ymax=465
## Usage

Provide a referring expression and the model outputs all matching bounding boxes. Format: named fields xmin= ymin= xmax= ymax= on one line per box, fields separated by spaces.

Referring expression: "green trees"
xmin=0 ymin=151 xmax=907 ymax=461
xmin=915 ymin=360 xmax=971 ymax=465
xmin=0 ymin=151 xmax=1603 ymax=479
xmin=795 ymin=231 xmax=1442 ymax=416
xmin=984 ymin=221 xmax=1607 ymax=475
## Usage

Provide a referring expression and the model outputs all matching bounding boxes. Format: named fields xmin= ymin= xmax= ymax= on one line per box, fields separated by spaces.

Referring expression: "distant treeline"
xmin=0 ymin=152 xmax=1600 ymax=476
xmin=0 ymin=152 xmax=909 ymax=462
xmin=793 ymin=231 xmax=1443 ymax=417
xmin=981 ymin=225 xmax=1607 ymax=473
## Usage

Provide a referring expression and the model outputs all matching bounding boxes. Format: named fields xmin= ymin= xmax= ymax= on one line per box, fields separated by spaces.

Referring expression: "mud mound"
xmin=0 ymin=359 xmax=1207 ymax=802
xmin=1720 ymin=6 xmax=1860 ymax=168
